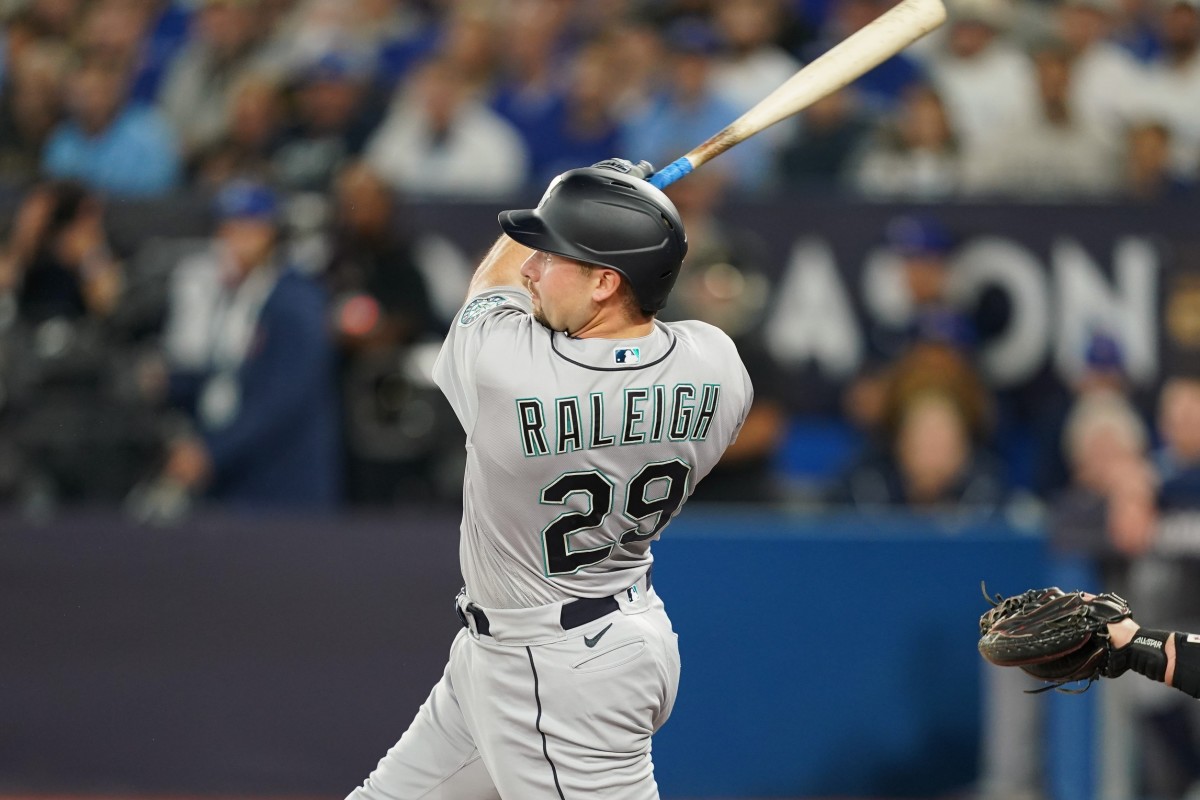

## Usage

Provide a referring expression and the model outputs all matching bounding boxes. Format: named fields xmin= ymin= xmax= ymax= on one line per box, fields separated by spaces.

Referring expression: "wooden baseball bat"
xmin=648 ymin=0 xmax=948 ymax=190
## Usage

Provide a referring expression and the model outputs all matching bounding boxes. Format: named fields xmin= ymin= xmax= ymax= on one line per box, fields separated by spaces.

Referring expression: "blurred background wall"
xmin=2 ymin=510 xmax=1046 ymax=799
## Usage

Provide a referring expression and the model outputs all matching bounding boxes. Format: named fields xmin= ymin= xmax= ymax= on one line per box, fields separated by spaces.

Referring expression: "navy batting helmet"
xmin=498 ymin=167 xmax=688 ymax=312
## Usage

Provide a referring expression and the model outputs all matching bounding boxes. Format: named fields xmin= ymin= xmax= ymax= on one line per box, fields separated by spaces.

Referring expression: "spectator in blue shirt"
xmin=42 ymin=56 xmax=181 ymax=197
xmin=130 ymin=0 xmax=193 ymax=103
xmin=155 ymin=181 xmax=341 ymax=510
xmin=493 ymin=41 xmax=623 ymax=186
xmin=622 ymin=19 xmax=772 ymax=192
xmin=814 ymin=0 xmax=925 ymax=113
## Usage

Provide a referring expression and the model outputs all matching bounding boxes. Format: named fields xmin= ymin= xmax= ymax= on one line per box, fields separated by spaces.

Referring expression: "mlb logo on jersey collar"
xmin=614 ymin=347 xmax=641 ymax=364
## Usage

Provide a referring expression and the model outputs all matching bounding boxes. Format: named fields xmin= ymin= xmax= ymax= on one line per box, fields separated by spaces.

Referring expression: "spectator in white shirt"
xmin=962 ymin=40 xmax=1121 ymax=198
xmin=1140 ymin=0 xmax=1200 ymax=175
xmin=158 ymin=0 xmax=277 ymax=160
xmin=926 ymin=0 xmax=1040 ymax=153
xmin=851 ymin=83 xmax=964 ymax=199
xmin=711 ymin=0 xmax=804 ymax=148
xmin=365 ymin=57 xmax=529 ymax=199
xmin=1058 ymin=0 xmax=1149 ymax=145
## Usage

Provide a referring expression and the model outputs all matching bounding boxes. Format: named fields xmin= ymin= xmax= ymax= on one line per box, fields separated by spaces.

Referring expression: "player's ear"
xmin=592 ymin=268 xmax=623 ymax=304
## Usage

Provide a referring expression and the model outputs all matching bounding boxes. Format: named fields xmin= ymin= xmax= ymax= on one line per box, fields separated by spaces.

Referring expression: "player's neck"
xmin=569 ymin=312 xmax=655 ymax=340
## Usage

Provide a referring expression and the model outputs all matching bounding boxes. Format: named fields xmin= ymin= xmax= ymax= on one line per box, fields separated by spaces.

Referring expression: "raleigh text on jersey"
xmin=515 ymin=383 xmax=722 ymax=457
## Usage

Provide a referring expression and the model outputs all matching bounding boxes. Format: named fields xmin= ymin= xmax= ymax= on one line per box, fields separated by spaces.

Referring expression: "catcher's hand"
xmin=977 ymin=582 xmax=1132 ymax=693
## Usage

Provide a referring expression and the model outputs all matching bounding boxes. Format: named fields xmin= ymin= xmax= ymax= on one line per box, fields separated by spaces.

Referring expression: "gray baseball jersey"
xmin=348 ymin=285 xmax=753 ymax=800
xmin=433 ymin=286 xmax=754 ymax=609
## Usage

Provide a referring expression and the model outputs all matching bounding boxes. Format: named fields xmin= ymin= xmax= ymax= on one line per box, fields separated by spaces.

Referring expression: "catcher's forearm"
xmin=1111 ymin=625 xmax=1200 ymax=699
xmin=1170 ymin=633 xmax=1200 ymax=698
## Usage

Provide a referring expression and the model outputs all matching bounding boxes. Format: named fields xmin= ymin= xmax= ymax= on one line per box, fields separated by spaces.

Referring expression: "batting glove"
xmin=591 ymin=158 xmax=655 ymax=180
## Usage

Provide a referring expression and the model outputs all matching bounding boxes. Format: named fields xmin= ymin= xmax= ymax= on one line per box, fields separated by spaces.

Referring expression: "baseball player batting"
xmin=345 ymin=159 xmax=752 ymax=798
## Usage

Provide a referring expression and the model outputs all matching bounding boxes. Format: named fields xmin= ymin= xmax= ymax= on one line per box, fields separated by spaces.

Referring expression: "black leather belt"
xmin=457 ymin=568 xmax=652 ymax=637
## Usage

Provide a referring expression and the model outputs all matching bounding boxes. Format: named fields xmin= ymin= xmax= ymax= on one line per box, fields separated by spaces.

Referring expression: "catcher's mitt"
xmin=978 ymin=582 xmax=1132 ymax=693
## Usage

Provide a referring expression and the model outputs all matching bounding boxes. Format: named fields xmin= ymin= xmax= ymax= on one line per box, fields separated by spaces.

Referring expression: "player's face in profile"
xmin=520 ymin=250 xmax=597 ymax=333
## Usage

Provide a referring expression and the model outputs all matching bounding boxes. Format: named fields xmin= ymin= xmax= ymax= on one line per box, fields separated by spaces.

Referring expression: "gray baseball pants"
xmin=347 ymin=575 xmax=679 ymax=799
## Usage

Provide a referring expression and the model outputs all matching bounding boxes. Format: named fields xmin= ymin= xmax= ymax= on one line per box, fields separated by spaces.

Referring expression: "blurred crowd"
xmin=0 ymin=0 xmax=1197 ymax=199
xmin=0 ymin=0 xmax=1198 ymax=522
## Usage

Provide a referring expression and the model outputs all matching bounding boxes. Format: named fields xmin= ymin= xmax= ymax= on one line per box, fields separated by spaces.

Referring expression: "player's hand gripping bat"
xmin=647 ymin=0 xmax=948 ymax=190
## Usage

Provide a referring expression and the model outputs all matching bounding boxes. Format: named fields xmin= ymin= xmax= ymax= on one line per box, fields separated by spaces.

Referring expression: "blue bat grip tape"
xmin=648 ymin=158 xmax=693 ymax=189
